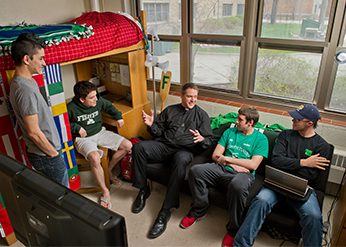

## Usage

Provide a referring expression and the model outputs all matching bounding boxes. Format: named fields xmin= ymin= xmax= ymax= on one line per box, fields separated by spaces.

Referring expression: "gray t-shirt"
xmin=9 ymin=75 xmax=61 ymax=155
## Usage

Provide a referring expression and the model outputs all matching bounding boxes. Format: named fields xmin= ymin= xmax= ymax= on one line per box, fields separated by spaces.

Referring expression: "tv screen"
xmin=0 ymin=153 xmax=128 ymax=246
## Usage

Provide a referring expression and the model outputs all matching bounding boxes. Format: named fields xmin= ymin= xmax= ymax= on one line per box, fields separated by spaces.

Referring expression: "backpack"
xmin=120 ymin=138 xmax=141 ymax=181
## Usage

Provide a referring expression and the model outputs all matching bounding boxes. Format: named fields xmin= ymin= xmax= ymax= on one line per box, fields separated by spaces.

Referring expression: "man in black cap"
xmin=234 ymin=103 xmax=331 ymax=247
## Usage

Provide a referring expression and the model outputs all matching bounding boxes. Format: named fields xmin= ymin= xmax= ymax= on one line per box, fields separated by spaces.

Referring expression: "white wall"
xmin=0 ymin=0 xmax=86 ymax=25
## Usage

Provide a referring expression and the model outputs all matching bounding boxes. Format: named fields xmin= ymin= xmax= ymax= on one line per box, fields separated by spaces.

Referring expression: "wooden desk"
xmin=102 ymin=100 xmax=151 ymax=139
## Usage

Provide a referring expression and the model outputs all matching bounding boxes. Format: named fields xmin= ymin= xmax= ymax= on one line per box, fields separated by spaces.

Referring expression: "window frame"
xmin=136 ymin=0 xmax=346 ymax=122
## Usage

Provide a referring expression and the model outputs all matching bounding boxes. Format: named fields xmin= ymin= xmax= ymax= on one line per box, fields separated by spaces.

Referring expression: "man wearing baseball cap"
xmin=234 ymin=103 xmax=331 ymax=247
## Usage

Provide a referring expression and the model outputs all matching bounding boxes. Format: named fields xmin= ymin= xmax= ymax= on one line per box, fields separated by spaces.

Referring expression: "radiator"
xmin=328 ymin=149 xmax=346 ymax=185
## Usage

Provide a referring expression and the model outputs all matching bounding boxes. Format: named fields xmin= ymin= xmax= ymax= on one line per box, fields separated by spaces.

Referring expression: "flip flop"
xmin=99 ymin=196 xmax=112 ymax=209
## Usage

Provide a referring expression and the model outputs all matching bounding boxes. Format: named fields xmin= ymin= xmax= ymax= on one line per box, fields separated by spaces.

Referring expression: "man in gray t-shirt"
xmin=9 ymin=33 xmax=68 ymax=187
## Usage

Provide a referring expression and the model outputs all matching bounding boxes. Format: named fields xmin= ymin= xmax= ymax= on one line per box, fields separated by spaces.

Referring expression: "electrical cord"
xmin=322 ymin=166 xmax=346 ymax=247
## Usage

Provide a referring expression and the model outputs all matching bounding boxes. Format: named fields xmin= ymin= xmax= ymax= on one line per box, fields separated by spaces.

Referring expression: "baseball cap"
xmin=288 ymin=104 xmax=321 ymax=122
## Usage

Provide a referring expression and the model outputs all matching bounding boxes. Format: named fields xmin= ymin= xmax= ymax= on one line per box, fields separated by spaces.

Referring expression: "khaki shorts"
xmin=74 ymin=127 xmax=124 ymax=159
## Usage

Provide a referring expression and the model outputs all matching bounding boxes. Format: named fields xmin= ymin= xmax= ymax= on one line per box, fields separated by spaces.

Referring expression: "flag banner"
xmin=0 ymin=115 xmax=23 ymax=162
xmin=39 ymin=86 xmax=49 ymax=105
xmin=50 ymin=92 xmax=65 ymax=106
xmin=54 ymin=112 xmax=72 ymax=143
xmin=32 ymin=74 xmax=45 ymax=87
xmin=43 ymin=64 xmax=62 ymax=85
xmin=0 ymin=208 xmax=14 ymax=236
xmin=0 ymin=71 xmax=10 ymax=95
xmin=0 ymin=194 xmax=5 ymax=209
xmin=0 ymin=96 xmax=9 ymax=117
xmin=51 ymin=102 xmax=67 ymax=116
xmin=48 ymin=81 xmax=64 ymax=96
xmin=61 ymin=140 xmax=77 ymax=169
xmin=5 ymin=70 xmax=14 ymax=87
xmin=68 ymin=166 xmax=81 ymax=191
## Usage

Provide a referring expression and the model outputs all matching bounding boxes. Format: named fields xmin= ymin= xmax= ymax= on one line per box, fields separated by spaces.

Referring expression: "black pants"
xmin=132 ymin=140 xmax=194 ymax=210
xmin=188 ymin=163 xmax=254 ymax=235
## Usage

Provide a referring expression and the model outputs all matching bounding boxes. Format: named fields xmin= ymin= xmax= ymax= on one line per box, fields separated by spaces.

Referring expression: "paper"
xmin=120 ymin=64 xmax=130 ymax=86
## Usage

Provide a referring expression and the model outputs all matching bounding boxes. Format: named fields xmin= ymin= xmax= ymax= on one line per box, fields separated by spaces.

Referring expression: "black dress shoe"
xmin=131 ymin=186 xmax=150 ymax=214
xmin=148 ymin=210 xmax=171 ymax=239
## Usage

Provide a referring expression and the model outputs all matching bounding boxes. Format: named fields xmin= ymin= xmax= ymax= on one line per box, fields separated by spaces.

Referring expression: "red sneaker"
xmin=179 ymin=215 xmax=205 ymax=229
xmin=222 ymin=233 xmax=234 ymax=247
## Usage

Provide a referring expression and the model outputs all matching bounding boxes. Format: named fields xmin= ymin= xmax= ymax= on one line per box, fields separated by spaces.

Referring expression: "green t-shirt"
xmin=218 ymin=127 xmax=269 ymax=161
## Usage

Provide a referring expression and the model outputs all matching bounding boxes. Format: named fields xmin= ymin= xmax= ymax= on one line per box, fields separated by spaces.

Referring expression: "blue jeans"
xmin=27 ymin=151 xmax=69 ymax=188
xmin=234 ymin=187 xmax=322 ymax=247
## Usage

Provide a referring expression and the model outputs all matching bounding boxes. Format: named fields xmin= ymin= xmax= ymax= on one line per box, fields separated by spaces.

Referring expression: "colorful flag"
xmin=0 ymin=96 xmax=9 ymax=117
xmin=68 ymin=166 xmax=81 ymax=191
xmin=50 ymin=92 xmax=65 ymax=106
xmin=43 ymin=64 xmax=62 ymax=85
xmin=0 ymin=116 xmax=23 ymax=162
xmin=61 ymin=140 xmax=77 ymax=169
xmin=48 ymin=82 xmax=64 ymax=95
xmin=54 ymin=112 xmax=72 ymax=143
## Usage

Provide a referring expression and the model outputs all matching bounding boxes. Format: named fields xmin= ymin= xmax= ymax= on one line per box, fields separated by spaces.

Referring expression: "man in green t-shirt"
xmin=179 ymin=106 xmax=269 ymax=247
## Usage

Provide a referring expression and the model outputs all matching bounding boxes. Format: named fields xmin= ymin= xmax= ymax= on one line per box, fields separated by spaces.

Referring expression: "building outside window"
xmin=223 ymin=3 xmax=233 ymax=16
xmin=137 ymin=0 xmax=346 ymax=119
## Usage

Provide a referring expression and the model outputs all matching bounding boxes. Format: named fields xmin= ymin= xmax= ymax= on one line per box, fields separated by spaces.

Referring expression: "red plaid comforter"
xmin=0 ymin=12 xmax=144 ymax=70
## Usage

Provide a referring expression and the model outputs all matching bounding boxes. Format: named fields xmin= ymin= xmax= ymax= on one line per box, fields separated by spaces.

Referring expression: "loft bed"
xmin=0 ymin=11 xmax=146 ymax=69
xmin=0 ymin=11 xmax=150 ymax=140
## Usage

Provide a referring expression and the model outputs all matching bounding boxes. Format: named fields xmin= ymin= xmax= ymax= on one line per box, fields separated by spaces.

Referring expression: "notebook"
xmin=264 ymin=165 xmax=310 ymax=198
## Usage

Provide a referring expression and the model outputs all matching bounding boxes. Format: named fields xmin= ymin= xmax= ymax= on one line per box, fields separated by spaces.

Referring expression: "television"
xmin=0 ymin=153 xmax=128 ymax=246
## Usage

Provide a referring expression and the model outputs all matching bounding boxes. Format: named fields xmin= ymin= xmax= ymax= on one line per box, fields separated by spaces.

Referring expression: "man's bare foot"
xmin=110 ymin=176 xmax=122 ymax=186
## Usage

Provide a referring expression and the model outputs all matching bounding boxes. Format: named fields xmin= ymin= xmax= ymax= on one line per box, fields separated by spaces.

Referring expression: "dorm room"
xmin=1 ymin=1 xmax=346 ymax=247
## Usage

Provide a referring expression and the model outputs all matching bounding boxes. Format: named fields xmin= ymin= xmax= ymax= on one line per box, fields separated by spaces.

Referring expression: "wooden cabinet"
xmin=332 ymin=180 xmax=346 ymax=246
xmin=62 ymin=41 xmax=151 ymax=139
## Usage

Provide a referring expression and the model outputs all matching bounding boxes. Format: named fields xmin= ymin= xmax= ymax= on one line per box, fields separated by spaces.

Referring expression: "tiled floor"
xmin=0 ymin=181 xmax=336 ymax=247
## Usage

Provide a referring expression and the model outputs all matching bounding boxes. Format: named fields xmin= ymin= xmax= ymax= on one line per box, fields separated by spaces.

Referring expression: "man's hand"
xmin=142 ymin=110 xmax=154 ymax=127
xmin=116 ymin=119 xmax=124 ymax=128
xmin=301 ymin=153 xmax=330 ymax=170
xmin=79 ymin=127 xmax=87 ymax=138
xmin=189 ymin=129 xmax=205 ymax=143
xmin=229 ymin=164 xmax=250 ymax=173
xmin=216 ymin=155 xmax=228 ymax=166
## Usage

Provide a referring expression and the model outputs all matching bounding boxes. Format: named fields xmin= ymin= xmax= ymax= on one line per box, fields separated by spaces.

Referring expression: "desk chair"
xmin=76 ymin=146 xmax=111 ymax=193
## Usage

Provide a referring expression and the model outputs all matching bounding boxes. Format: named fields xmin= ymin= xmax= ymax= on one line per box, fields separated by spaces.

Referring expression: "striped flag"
xmin=43 ymin=64 xmax=62 ymax=85
xmin=54 ymin=112 xmax=72 ymax=143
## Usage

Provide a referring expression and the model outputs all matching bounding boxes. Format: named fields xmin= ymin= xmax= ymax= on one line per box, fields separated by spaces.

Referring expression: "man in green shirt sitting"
xmin=68 ymin=81 xmax=132 ymax=209
xmin=180 ymin=106 xmax=269 ymax=247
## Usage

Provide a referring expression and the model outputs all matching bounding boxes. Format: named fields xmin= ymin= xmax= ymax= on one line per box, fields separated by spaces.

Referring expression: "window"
xmin=144 ymin=3 xmax=169 ymax=22
xmin=137 ymin=0 xmax=346 ymax=121
xmin=223 ymin=4 xmax=233 ymax=16
xmin=149 ymin=41 xmax=180 ymax=84
xmin=254 ymin=48 xmax=321 ymax=101
xmin=193 ymin=0 xmax=244 ymax=35
xmin=261 ymin=0 xmax=331 ymax=41
xmin=329 ymin=24 xmax=346 ymax=111
xmin=329 ymin=63 xmax=346 ymax=111
xmin=143 ymin=1 xmax=180 ymax=35
xmin=237 ymin=3 xmax=244 ymax=16
xmin=191 ymin=43 xmax=239 ymax=90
